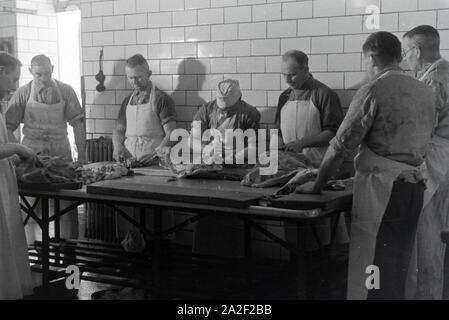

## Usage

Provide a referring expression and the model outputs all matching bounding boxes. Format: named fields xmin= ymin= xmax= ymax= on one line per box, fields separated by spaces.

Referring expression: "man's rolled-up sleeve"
xmin=316 ymin=88 xmax=344 ymax=133
xmin=330 ymin=85 xmax=376 ymax=158
xmin=5 ymin=88 xmax=28 ymax=132
xmin=156 ymin=94 xmax=177 ymax=126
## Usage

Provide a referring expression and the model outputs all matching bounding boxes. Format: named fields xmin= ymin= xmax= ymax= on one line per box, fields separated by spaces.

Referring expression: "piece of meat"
xmin=274 ymin=168 xmax=318 ymax=196
xmin=249 ymin=169 xmax=301 ymax=188
xmin=241 ymin=151 xmax=313 ymax=188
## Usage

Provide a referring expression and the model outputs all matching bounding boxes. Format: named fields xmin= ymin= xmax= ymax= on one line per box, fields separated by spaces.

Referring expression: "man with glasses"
xmin=402 ymin=25 xmax=449 ymax=300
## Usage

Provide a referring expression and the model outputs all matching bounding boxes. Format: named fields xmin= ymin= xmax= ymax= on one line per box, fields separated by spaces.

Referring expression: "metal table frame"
xmin=20 ymin=187 xmax=351 ymax=299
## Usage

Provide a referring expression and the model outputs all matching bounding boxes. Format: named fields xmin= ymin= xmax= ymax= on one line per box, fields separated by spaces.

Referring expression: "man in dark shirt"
xmin=191 ymin=79 xmax=260 ymax=165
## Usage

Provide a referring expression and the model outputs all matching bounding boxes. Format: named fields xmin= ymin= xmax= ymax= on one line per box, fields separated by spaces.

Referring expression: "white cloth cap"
xmin=216 ymin=79 xmax=241 ymax=109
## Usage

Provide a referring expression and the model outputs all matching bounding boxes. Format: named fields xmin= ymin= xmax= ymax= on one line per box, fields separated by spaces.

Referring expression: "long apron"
xmin=0 ymin=113 xmax=34 ymax=299
xmin=406 ymin=58 xmax=449 ymax=299
xmin=192 ymin=115 xmax=246 ymax=258
xmin=280 ymin=99 xmax=349 ymax=251
xmin=118 ymin=85 xmax=173 ymax=246
xmin=347 ymin=145 xmax=423 ymax=300
xmin=21 ymin=80 xmax=78 ymax=245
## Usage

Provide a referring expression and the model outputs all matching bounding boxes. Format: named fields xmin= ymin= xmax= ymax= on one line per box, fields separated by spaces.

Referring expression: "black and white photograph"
xmin=0 ymin=0 xmax=449 ymax=310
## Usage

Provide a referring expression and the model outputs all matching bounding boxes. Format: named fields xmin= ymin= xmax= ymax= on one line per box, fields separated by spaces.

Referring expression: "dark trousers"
xmin=367 ymin=180 xmax=425 ymax=300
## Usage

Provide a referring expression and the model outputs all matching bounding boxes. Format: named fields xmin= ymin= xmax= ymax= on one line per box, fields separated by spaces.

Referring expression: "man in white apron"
xmin=0 ymin=52 xmax=35 ymax=299
xmin=112 ymin=54 xmax=177 ymax=251
xmin=191 ymin=79 xmax=261 ymax=258
xmin=402 ymin=25 xmax=449 ymax=300
xmin=5 ymin=55 xmax=85 ymax=244
xmin=276 ymin=50 xmax=347 ymax=251
xmin=298 ymin=32 xmax=436 ymax=300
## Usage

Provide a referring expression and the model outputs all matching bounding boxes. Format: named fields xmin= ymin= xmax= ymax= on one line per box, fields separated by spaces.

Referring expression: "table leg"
xmin=244 ymin=220 xmax=252 ymax=258
xmin=54 ymin=199 xmax=61 ymax=265
xmin=41 ymin=197 xmax=50 ymax=288
xmin=153 ymin=207 xmax=163 ymax=298
xmin=140 ymin=207 xmax=146 ymax=240
xmin=296 ymin=221 xmax=308 ymax=300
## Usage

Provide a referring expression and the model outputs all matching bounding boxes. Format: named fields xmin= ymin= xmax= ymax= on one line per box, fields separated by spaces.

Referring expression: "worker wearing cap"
xmin=191 ymin=79 xmax=260 ymax=257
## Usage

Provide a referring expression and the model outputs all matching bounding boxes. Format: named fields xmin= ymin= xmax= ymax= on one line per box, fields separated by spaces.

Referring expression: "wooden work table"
xmin=19 ymin=169 xmax=353 ymax=299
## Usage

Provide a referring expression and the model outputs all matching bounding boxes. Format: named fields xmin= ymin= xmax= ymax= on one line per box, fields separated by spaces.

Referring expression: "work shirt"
xmin=5 ymin=80 xmax=84 ymax=131
xmin=118 ymin=86 xmax=177 ymax=127
xmin=193 ymin=99 xmax=260 ymax=133
xmin=331 ymin=68 xmax=436 ymax=167
xmin=418 ymin=58 xmax=449 ymax=141
xmin=275 ymin=75 xmax=344 ymax=135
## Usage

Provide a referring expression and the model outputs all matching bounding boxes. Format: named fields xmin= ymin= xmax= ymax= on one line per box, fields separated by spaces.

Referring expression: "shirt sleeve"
xmin=192 ymin=103 xmax=209 ymax=135
xmin=246 ymin=107 xmax=261 ymax=130
xmin=330 ymin=84 xmax=376 ymax=158
xmin=314 ymin=87 xmax=344 ymax=133
xmin=63 ymin=84 xmax=84 ymax=125
xmin=428 ymin=79 xmax=449 ymax=140
xmin=155 ymin=92 xmax=177 ymax=126
xmin=5 ymin=85 xmax=29 ymax=132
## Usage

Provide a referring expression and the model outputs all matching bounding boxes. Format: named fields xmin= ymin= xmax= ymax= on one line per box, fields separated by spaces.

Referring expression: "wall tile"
xmin=210 ymin=57 xmax=237 ymax=73
xmin=239 ymin=22 xmax=266 ymax=39
xmin=186 ymin=26 xmax=211 ymax=42
xmin=282 ymin=1 xmax=313 ymax=20
xmin=253 ymin=3 xmax=281 ymax=21
xmin=211 ymin=24 xmax=238 ymax=41
xmin=267 ymin=20 xmax=297 ymax=38
xmin=125 ymin=13 xmax=147 ymax=30
xmin=313 ymin=0 xmax=346 ymax=17
xmin=225 ymin=6 xmax=252 ymax=23
xmin=198 ymin=42 xmax=224 ymax=57
xmin=251 ymin=39 xmax=280 ymax=55
xmin=298 ymin=18 xmax=329 ymax=36
xmin=198 ymin=8 xmax=224 ymax=25
xmin=160 ymin=27 xmax=185 ymax=43
xmin=237 ymin=57 xmax=266 ymax=72
xmin=281 ymin=38 xmax=311 ymax=54
xmin=311 ymin=36 xmax=343 ymax=54
xmin=172 ymin=10 xmax=197 ymax=26
xmin=224 ymin=40 xmax=251 ymax=56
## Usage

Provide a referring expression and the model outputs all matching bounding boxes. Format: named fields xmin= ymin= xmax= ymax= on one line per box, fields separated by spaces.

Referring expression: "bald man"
xmin=403 ymin=25 xmax=449 ymax=300
xmin=6 ymin=54 xmax=85 ymax=244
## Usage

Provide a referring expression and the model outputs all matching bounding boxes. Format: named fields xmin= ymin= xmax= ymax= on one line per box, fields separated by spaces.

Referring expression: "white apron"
xmin=280 ymin=99 xmax=327 ymax=167
xmin=347 ymin=145 xmax=423 ymax=300
xmin=124 ymin=84 xmax=165 ymax=160
xmin=0 ymin=113 xmax=33 ymax=299
xmin=21 ymin=80 xmax=78 ymax=246
xmin=22 ymin=80 xmax=72 ymax=161
xmin=281 ymin=98 xmax=349 ymax=251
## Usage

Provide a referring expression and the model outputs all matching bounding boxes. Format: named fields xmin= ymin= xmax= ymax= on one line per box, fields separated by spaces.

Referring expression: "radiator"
xmin=84 ymin=137 xmax=119 ymax=242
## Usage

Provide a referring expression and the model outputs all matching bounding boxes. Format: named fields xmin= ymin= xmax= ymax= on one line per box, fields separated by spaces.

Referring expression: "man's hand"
xmin=296 ymin=181 xmax=321 ymax=194
xmin=138 ymin=152 xmax=158 ymax=166
xmin=285 ymin=139 xmax=304 ymax=153
xmin=113 ymin=145 xmax=131 ymax=161
xmin=15 ymin=144 xmax=37 ymax=162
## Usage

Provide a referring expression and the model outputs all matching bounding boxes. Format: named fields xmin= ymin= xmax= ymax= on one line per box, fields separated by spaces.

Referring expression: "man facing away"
xmin=297 ymin=31 xmax=436 ymax=300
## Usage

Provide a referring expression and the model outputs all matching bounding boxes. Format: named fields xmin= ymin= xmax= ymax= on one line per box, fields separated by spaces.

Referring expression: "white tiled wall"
xmin=78 ymin=0 xmax=446 ymax=136
xmin=12 ymin=0 xmax=59 ymax=85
